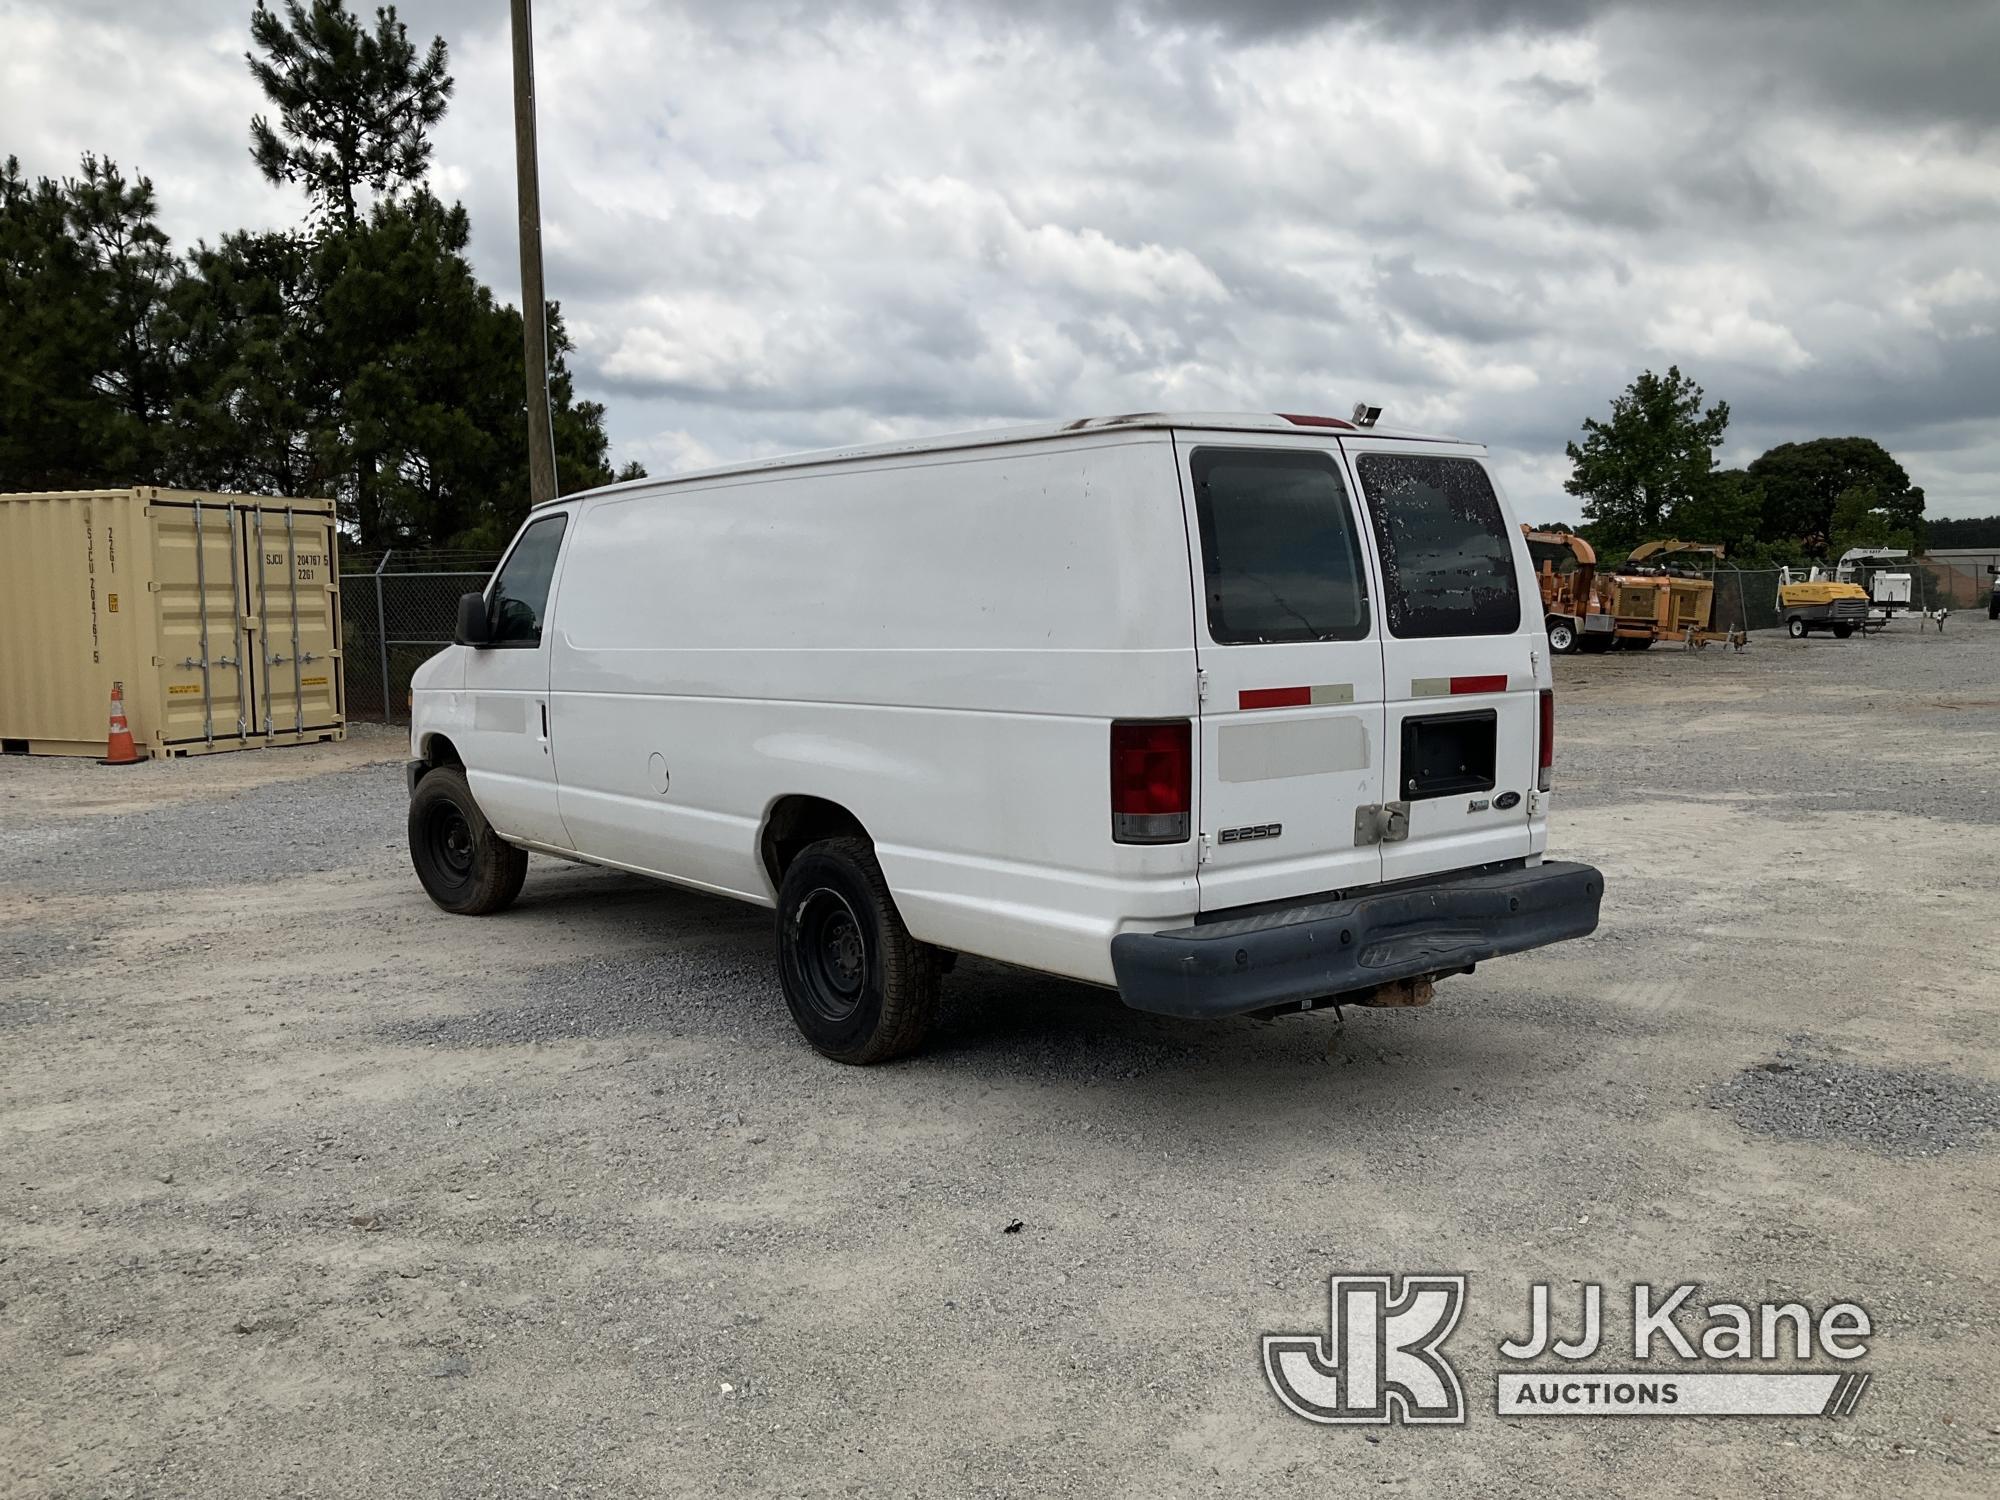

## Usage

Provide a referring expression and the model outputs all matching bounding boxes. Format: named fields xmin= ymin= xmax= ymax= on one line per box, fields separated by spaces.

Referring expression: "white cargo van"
xmin=406 ymin=411 xmax=1602 ymax=1062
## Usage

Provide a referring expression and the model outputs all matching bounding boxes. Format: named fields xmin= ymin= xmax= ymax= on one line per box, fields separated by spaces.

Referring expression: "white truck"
xmin=1836 ymin=548 xmax=1915 ymax=626
xmin=405 ymin=411 xmax=1602 ymax=1062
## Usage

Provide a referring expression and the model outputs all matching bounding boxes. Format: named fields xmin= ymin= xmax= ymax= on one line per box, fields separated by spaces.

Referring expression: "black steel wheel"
xmin=791 ymin=887 xmax=870 ymax=1025
xmin=775 ymin=836 xmax=940 ymax=1064
xmin=408 ymin=768 xmax=528 ymax=915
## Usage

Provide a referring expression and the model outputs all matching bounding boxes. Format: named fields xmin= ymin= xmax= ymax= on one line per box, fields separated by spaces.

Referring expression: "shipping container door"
xmin=149 ymin=497 xmax=256 ymax=749
xmin=239 ymin=503 xmax=344 ymax=739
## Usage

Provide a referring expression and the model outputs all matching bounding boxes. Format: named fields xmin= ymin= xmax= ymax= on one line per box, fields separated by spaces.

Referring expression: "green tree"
xmin=1746 ymin=437 xmax=1924 ymax=555
xmin=0 ymin=154 xmax=177 ymax=489
xmin=2 ymin=3 xmax=641 ymax=540
xmin=69 ymin=156 xmax=178 ymax=473
xmin=1826 ymin=484 xmax=1919 ymax=559
xmin=1667 ymin=467 xmax=1763 ymax=556
xmin=0 ymin=156 xmax=103 ymax=487
xmin=241 ymin=0 xmax=638 ymax=546
xmin=1564 ymin=366 xmax=1730 ymax=548
xmin=167 ymin=229 xmax=327 ymax=497
xmin=247 ymin=0 xmax=452 ymax=231
xmin=310 ymin=192 xmax=635 ymax=548
xmin=1926 ymin=514 xmax=2000 ymax=548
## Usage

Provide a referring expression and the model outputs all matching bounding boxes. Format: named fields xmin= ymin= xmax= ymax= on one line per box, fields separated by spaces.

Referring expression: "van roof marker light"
xmin=1276 ymin=412 xmax=1355 ymax=429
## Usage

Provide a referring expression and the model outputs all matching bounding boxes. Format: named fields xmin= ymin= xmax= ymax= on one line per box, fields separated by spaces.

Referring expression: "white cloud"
xmin=2 ymin=0 xmax=1997 ymax=520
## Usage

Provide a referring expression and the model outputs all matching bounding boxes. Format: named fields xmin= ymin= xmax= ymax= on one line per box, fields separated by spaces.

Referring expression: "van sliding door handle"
xmin=539 ymin=702 xmax=549 ymax=739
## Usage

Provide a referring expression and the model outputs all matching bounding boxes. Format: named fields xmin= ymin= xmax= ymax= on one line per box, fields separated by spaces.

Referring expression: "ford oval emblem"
xmin=1494 ymin=790 xmax=1522 ymax=810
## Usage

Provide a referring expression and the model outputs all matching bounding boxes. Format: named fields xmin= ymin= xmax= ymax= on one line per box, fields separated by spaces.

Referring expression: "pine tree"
xmin=167 ymin=229 xmax=327 ymax=497
xmin=246 ymin=0 xmax=452 ymax=231
xmin=0 ymin=155 xmax=175 ymax=489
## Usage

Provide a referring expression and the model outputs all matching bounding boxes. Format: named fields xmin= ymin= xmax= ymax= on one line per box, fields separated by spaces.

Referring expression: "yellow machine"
xmin=1522 ymin=527 xmax=1613 ymax=653
xmin=1602 ymin=541 xmax=1740 ymax=650
xmin=1776 ymin=567 xmax=1873 ymax=638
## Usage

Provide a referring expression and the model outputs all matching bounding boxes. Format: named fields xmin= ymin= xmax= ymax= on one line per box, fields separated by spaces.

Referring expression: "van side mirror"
xmin=455 ymin=591 xmax=495 ymax=646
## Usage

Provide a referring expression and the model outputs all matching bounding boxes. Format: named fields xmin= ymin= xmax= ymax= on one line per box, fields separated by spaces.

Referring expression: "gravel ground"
xmin=1713 ymin=1041 xmax=2000 ymax=1156
xmin=3 ymin=623 xmax=1999 ymax=1498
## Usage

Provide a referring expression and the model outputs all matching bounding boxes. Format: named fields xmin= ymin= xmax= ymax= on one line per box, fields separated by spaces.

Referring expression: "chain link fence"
xmin=340 ymin=553 xmax=499 ymax=721
xmin=1706 ymin=561 xmax=1995 ymax=634
xmin=1913 ymin=558 xmax=1998 ymax=610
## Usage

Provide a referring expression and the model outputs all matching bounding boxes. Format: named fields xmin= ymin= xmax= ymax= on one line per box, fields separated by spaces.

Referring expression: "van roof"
xmin=544 ymin=411 xmax=1479 ymax=505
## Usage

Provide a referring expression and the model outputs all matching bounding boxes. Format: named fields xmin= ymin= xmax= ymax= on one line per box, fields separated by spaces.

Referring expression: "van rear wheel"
xmin=776 ymin=836 xmax=940 ymax=1064
xmin=409 ymin=768 xmax=528 ymax=915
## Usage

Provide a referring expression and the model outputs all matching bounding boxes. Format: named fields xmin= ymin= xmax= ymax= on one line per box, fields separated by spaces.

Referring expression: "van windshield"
xmin=1357 ymin=454 xmax=1522 ymax=639
xmin=1189 ymin=447 xmax=1371 ymax=644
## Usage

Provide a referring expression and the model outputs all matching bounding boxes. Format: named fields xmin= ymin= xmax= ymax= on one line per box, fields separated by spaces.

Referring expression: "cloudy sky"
xmin=5 ymin=0 xmax=1997 ymax=520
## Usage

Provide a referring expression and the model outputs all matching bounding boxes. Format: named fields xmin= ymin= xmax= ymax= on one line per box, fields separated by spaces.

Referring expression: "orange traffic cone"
xmin=100 ymin=681 xmax=141 ymax=766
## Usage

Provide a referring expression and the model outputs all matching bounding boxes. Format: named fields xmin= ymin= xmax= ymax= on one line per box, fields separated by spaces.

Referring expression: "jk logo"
xmin=1263 ymin=1274 xmax=1467 ymax=1425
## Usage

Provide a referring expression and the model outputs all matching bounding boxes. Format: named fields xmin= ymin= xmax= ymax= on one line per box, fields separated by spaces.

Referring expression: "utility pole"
xmin=510 ymin=0 xmax=559 ymax=507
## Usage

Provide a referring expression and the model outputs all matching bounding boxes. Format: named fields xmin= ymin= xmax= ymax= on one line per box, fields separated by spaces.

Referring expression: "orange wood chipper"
xmin=1523 ymin=531 xmax=1745 ymax=653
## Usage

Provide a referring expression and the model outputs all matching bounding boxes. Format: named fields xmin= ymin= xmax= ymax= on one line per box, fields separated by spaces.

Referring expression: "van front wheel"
xmin=776 ymin=836 xmax=940 ymax=1064
xmin=408 ymin=768 xmax=528 ymax=915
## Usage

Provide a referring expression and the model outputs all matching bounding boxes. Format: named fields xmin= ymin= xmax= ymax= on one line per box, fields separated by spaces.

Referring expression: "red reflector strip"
xmin=1239 ymin=685 xmax=1311 ymax=710
xmin=1275 ymin=412 xmax=1355 ymax=429
xmin=1450 ymin=674 xmax=1508 ymax=695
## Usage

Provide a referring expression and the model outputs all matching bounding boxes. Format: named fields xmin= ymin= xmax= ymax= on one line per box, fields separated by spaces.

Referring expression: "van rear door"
xmin=1339 ymin=440 xmax=1539 ymax=882
xmin=1175 ymin=435 xmax=1387 ymax=913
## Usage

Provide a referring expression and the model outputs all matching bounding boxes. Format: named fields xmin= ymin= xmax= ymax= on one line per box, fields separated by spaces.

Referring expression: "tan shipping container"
xmin=0 ymin=488 xmax=345 ymax=758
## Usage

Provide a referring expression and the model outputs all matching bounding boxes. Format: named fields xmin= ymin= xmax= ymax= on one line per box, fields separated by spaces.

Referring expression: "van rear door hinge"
xmin=1197 ymin=668 xmax=1210 ymax=703
xmin=1352 ymin=802 xmax=1410 ymax=845
xmin=1198 ymin=832 xmax=1212 ymax=865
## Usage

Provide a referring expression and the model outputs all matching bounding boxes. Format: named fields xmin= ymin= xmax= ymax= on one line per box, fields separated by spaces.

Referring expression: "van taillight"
xmin=1538 ymin=688 xmax=1554 ymax=792
xmin=1111 ymin=720 xmax=1191 ymax=844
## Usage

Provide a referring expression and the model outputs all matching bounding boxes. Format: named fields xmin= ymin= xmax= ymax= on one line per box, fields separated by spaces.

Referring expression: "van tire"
xmin=409 ymin=768 xmax=529 ymax=915
xmin=776 ymin=836 xmax=940 ymax=1064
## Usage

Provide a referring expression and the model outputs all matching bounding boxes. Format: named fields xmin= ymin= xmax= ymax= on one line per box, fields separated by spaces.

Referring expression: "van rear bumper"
xmin=1109 ymin=861 xmax=1603 ymax=1019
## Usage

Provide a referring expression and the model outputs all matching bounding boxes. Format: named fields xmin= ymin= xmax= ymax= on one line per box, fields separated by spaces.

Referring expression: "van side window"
xmin=1357 ymin=455 xmax=1522 ymax=639
xmin=1190 ymin=448 xmax=1371 ymax=645
xmin=489 ymin=514 xmax=568 ymax=645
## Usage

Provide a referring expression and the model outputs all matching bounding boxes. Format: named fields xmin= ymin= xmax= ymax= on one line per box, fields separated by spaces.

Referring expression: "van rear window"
xmin=1356 ymin=454 xmax=1522 ymax=639
xmin=1190 ymin=447 xmax=1370 ymax=645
